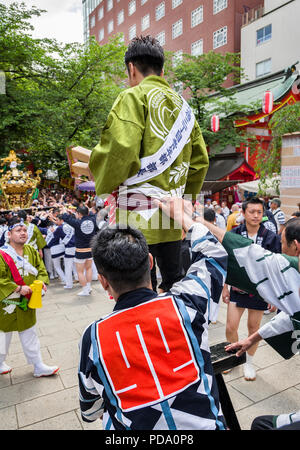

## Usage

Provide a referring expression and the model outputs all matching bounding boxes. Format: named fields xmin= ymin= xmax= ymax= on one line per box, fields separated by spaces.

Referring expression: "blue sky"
xmin=2 ymin=0 xmax=84 ymax=44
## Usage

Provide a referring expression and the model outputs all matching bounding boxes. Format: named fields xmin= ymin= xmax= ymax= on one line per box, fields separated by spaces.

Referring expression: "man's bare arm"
xmin=195 ymin=217 xmax=226 ymax=243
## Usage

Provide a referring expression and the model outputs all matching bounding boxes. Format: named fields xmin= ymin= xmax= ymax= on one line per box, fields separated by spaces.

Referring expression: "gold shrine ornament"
xmin=0 ymin=150 xmax=42 ymax=210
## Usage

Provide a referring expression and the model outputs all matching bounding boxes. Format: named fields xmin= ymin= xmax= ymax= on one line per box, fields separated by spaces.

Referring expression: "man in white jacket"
xmin=195 ymin=212 xmax=300 ymax=431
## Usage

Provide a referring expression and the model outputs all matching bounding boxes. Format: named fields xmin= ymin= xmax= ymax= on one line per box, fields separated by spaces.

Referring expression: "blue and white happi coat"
xmin=78 ymin=223 xmax=228 ymax=430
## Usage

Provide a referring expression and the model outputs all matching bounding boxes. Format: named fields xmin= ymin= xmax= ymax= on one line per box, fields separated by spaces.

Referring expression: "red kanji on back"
xmin=96 ymin=296 xmax=200 ymax=411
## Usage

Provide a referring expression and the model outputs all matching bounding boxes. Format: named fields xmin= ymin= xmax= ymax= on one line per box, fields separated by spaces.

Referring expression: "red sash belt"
xmin=0 ymin=249 xmax=31 ymax=300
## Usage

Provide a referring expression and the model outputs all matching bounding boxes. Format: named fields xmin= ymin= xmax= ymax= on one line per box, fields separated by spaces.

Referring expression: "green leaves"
xmin=164 ymin=49 xmax=257 ymax=158
xmin=255 ymin=102 xmax=300 ymax=192
xmin=0 ymin=3 xmax=126 ymax=178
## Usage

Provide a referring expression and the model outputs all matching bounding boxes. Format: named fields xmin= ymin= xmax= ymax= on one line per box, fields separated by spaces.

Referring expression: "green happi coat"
xmin=0 ymin=244 xmax=49 ymax=332
xmin=25 ymin=222 xmax=47 ymax=250
xmin=89 ymin=75 xmax=209 ymax=245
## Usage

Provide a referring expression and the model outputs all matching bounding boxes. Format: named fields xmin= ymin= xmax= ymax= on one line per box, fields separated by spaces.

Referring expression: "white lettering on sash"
xmin=123 ymin=98 xmax=195 ymax=186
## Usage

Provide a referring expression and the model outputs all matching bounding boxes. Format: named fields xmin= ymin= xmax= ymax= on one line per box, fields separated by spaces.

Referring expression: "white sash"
xmin=26 ymin=223 xmax=34 ymax=243
xmin=123 ymin=97 xmax=195 ymax=186
xmin=61 ymin=224 xmax=74 ymax=246
xmin=0 ymin=244 xmax=38 ymax=277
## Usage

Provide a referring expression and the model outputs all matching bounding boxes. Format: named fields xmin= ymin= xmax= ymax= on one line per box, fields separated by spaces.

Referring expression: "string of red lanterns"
xmin=209 ymin=90 xmax=274 ymax=133
xmin=262 ymin=90 xmax=274 ymax=114
xmin=211 ymin=114 xmax=220 ymax=132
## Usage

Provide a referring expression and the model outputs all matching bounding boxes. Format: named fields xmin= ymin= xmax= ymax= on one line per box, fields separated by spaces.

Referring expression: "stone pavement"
xmin=1 ymin=278 xmax=300 ymax=430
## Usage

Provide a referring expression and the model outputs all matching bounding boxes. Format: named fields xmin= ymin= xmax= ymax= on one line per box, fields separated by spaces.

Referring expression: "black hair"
xmin=8 ymin=217 xmax=24 ymax=227
xmin=204 ymin=207 xmax=216 ymax=223
xmin=17 ymin=210 xmax=27 ymax=220
xmin=291 ymin=211 xmax=300 ymax=218
xmin=77 ymin=206 xmax=89 ymax=216
xmin=242 ymin=197 xmax=264 ymax=212
xmin=284 ymin=218 xmax=300 ymax=245
xmin=125 ymin=35 xmax=164 ymax=77
xmin=91 ymin=225 xmax=151 ymax=294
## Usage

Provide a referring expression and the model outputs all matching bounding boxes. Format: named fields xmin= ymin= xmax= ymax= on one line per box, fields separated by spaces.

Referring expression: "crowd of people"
xmin=1 ymin=190 xmax=296 ymax=305
xmin=0 ymin=188 xmax=109 ymax=296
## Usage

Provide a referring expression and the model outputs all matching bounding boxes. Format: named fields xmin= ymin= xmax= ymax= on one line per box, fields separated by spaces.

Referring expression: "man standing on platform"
xmin=89 ymin=35 xmax=209 ymax=292
xmin=0 ymin=218 xmax=59 ymax=377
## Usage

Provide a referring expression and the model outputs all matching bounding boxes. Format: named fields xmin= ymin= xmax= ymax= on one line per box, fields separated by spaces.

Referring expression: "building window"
xmin=98 ymin=6 xmax=104 ymax=20
xmin=117 ymin=9 xmax=124 ymax=25
xmin=256 ymin=58 xmax=272 ymax=78
xmin=141 ymin=0 xmax=148 ymax=4
xmin=129 ymin=0 xmax=136 ymax=16
xmin=156 ymin=31 xmax=165 ymax=46
xmin=172 ymin=18 xmax=183 ymax=39
xmin=90 ymin=15 xmax=95 ymax=28
xmin=129 ymin=24 xmax=136 ymax=40
xmin=191 ymin=39 xmax=203 ymax=56
xmin=213 ymin=0 xmax=227 ymax=14
xmin=141 ymin=14 xmax=150 ymax=31
xmin=98 ymin=28 xmax=104 ymax=41
xmin=156 ymin=2 xmax=165 ymax=21
xmin=172 ymin=0 xmax=182 ymax=8
xmin=107 ymin=0 xmax=113 ymax=12
xmin=108 ymin=19 xmax=114 ymax=34
xmin=191 ymin=6 xmax=203 ymax=28
xmin=256 ymin=24 xmax=272 ymax=45
xmin=213 ymin=26 xmax=227 ymax=48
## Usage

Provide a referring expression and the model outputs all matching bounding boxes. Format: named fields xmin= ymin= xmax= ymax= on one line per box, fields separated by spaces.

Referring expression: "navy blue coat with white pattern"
xmin=78 ymin=223 xmax=228 ymax=430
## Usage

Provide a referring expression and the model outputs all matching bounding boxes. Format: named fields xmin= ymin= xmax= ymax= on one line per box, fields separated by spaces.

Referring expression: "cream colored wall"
xmin=241 ymin=1 xmax=300 ymax=82
xmin=280 ymin=133 xmax=300 ymax=218
xmin=264 ymin=0 xmax=293 ymax=14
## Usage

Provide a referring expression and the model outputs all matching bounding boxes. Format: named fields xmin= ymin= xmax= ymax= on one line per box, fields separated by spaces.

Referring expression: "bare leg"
xmin=225 ymin=302 xmax=245 ymax=344
xmin=247 ymin=309 xmax=264 ymax=356
xmin=76 ymin=262 xmax=87 ymax=288
xmin=84 ymin=259 xmax=93 ymax=284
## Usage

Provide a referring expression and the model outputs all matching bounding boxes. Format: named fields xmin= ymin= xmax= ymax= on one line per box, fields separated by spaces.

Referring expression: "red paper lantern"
xmin=262 ymin=90 xmax=274 ymax=114
xmin=211 ymin=114 xmax=220 ymax=132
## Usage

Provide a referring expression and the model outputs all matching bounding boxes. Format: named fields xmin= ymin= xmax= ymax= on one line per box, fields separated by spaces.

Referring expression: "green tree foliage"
xmin=0 ymin=2 xmax=126 ymax=177
xmin=255 ymin=101 xmax=300 ymax=194
xmin=164 ymin=50 xmax=259 ymax=156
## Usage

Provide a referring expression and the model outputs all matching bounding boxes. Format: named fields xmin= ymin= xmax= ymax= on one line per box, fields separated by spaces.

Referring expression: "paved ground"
xmin=1 ymin=278 xmax=300 ymax=430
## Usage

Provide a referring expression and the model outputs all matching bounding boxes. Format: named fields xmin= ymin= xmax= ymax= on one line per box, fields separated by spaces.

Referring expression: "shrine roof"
xmin=207 ymin=64 xmax=300 ymax=114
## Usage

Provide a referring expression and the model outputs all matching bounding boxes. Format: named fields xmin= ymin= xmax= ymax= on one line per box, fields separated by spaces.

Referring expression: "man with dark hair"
xmin=17 ymin=210 xmax=46 ymax=257
xmin=209 ymin=216 xmax=300 ymax=431
xmin=89 ymin=35 xmax=209 ymax=293
xmin=0 ymin=219 xmax=58 ymax=377
xmin=78 ymin=201 xmax=228 ymax=430
xmin=204 ymin=207 xmax=216 ymax=224
xmin=222 ymin=197 xmax=281 ymax=381
xmin=124 ymin=34 xmax=165 ymax=77
xmin=60 ymin=205 xmax=98 ymax=296
xmin=292 ymin=211 xmax=300 ymax=218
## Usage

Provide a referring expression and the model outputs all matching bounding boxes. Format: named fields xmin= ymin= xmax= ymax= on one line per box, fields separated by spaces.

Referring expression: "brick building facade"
xmin=85 ymin=0 xmax=263 ymax=61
